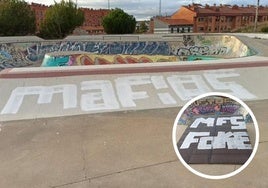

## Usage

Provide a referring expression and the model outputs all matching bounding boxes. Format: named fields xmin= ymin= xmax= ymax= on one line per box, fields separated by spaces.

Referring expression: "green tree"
xmin=39 ymin=0 xmax=84 ymax=39
xmin=0 ymin=0 xmax=35 ymax=36
xmin=139 ymin=21 xmax=148 ymax=33
xmin=102 ymin=8 xmax=136 ymax=34
xmin=261 ymin=26 xmax=268 ymax=33
xmin=136 ymin=21 xmax=148 ymax=33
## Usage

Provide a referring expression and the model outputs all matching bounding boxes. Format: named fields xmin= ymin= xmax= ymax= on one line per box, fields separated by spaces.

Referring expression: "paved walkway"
xmin=0 ymin=99 xmax=267 ymax=187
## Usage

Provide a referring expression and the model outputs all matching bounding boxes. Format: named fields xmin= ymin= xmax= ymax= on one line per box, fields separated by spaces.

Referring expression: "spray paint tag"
xmin=177 ymin=115 xmax=253 ymax=164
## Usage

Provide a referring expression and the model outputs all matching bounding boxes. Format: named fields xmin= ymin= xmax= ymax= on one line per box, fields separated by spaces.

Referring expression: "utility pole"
xmin=254 ymin=0 xmax=260 ymax=32
xmin=159 ymin=0 xmax=161 ymax=16
xmin=108 ymin=0 xmax=110 ymax=9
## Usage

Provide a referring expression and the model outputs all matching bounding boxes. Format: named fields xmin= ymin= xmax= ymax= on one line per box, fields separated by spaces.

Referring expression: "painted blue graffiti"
xmin=0 ymin=50 xmax=12 ymax=60
xmin=25 ymin=41 xmax=173 ymax=62
xmin=0 ymin=43 xmax=33 ymax=71
xmin=0 ymin=35 xmax=253 ymax=71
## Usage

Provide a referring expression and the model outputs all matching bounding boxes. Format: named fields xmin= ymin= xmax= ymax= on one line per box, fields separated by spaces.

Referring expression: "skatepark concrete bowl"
xmin=0 ymin=34 xmax=256 ymax=69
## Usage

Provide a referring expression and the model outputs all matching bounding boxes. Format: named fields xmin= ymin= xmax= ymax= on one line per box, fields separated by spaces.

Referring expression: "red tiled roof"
xmin=164 ymin=19 xmax=193 ymax=25
xmin=158 ymin=18 xmax=193 ymax=25
xmin=171 ymin=7 xmax=195 ymax=17
xmin=184 ymin=4 xmax=268 ymax=16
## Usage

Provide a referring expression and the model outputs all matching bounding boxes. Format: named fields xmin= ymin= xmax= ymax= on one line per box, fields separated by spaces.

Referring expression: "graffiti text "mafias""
xmin=1 ymin=70 xmax=256 ymax=115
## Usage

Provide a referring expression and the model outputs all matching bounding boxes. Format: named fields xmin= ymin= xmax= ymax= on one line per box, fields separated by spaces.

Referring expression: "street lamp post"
xmin=254 ymin=0 xmax=260 ymax=32
xmin=159 ymin=0 xmax=161 ymax=16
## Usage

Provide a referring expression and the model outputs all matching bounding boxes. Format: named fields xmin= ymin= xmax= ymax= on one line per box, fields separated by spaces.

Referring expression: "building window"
xmin=227 ymin=17 xmax=233 ymax=22
xmin=242 ymin=16 xmax=248 ymax=22
xmin=198 ymin=17 xmax=205 ymax=22
xmin=198 ymin=27 xmax=204 ymax=31
xmin=208 ymin=17 xmax=212 ymax=23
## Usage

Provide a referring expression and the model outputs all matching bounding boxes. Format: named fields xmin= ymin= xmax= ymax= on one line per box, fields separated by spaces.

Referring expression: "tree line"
xmin=0 ymin=0 xmax=140 ymax=39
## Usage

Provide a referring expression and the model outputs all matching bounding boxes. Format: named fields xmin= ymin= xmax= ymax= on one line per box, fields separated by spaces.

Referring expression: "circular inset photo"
xmin=172 ymin=92 xmax=259 ymax=179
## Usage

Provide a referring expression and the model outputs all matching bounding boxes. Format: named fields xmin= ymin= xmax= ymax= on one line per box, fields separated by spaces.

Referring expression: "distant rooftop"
xmin=158 ymin=17 xmax=192 ymax=25
xmin=183 ymin=3 xmax=268 ymax=15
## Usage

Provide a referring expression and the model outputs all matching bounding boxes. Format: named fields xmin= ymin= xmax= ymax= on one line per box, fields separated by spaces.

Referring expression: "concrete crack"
xmin=88 ymin=159 xmax=178 ymax=181
xmin=51 ymin=159 xmax=178 ymax=187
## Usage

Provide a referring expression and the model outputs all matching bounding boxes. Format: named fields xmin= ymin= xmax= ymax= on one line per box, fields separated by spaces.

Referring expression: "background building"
xmin=80 ymin=8 xmax=110 ymax=34
xmin=151 ymin=4 xmax=268 ymax=33
xmin=151 ymin=16 xmax=193 ymax=34
xmin=30 ymin=3 xmax=110 ymax=35
xmin=30 ymin=3 xmax=48 ymax=31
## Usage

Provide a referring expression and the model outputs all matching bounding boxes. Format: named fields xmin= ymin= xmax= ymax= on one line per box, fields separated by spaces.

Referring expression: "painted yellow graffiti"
xmin=75 ymin=54 xmax=178 ymax=65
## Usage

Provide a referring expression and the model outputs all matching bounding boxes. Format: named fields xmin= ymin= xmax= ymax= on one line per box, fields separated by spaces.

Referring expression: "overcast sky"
xmin=25 ymin=0 xmax=266 ymax=20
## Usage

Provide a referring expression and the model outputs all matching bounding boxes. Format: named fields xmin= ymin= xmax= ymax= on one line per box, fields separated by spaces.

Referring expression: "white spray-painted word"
xmin=180 ymin=116 xmax=252 ymax=150
xmin=1 ymin=70 xmax=256 ymax=115
xmin=190 ymin=116 xmax=246 ymax=129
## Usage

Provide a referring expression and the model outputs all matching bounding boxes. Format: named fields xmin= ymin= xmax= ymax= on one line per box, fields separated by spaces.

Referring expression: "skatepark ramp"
xmin=0 ymin=34 xmax=255 ymax=69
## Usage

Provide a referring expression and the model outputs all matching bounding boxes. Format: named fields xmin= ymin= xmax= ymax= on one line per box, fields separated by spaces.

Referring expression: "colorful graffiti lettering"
xmin=41 ymin=54 xmax=178 ymax=67
xmin=178 ymin=96 xmax=251 ymax=125
xmin=189 ymin=103 xmax=240 ymax=115
xmin=0 ymin=35 xmax=254 ymax=70
xmin=176 ymin=46 xmax=228 ymax=56
xmin=220 ymin=103 xmax=240 ymax=114
xmin=26 ymin=41 xmax=172 ymax=62
xmin=0 ymin=43 xmax=32 ymax=70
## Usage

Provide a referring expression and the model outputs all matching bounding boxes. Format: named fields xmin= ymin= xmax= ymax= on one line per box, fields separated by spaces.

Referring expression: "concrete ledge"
xmin=1 ymin=58 xmax=268 ymax=78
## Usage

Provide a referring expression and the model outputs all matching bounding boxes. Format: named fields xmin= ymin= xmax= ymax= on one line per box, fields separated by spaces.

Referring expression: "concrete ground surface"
xmin=0 ymin=35 xmax=268 ymax=188
xmin=0 ymin=99 xmax=267 ymax=188
xmin=176 ymin=119 xmax=255 ymax=176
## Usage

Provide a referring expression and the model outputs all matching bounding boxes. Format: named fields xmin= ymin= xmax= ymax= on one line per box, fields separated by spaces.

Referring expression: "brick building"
xmin=30 ymin=3 xmax=48 ymax=31
xmin=29 ymin=3 xmax=110 ymax=34
xmin=151 ymin=4 xmax=268 ymax=33
xmin=80 ymin=8 xmax=110 ymax=34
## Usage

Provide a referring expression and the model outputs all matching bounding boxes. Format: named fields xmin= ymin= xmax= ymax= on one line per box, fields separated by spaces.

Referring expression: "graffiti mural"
xmin=41 ymin=53 xmax=178 ymax=66
xmin=178 ymin=96 xmax=251 ymax=125
xmin=0 ymin=35 xmax=255 ymax=70
xmin=182 ymin=35 xmax=195 ymax=46
xmin=0 ymin=43 xmax=32 ymax=70
xmin=177 ymin=115 xmax=253 ymax=164
xmin=176 ymin=46 xmax=228 ymax=56
xmin=26 ymin=41 xmax=172 ymax=62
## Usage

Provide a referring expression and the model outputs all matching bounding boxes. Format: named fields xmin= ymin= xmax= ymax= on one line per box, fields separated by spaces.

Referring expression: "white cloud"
xmin=25 ymin=0 xmax=266 ymax=20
